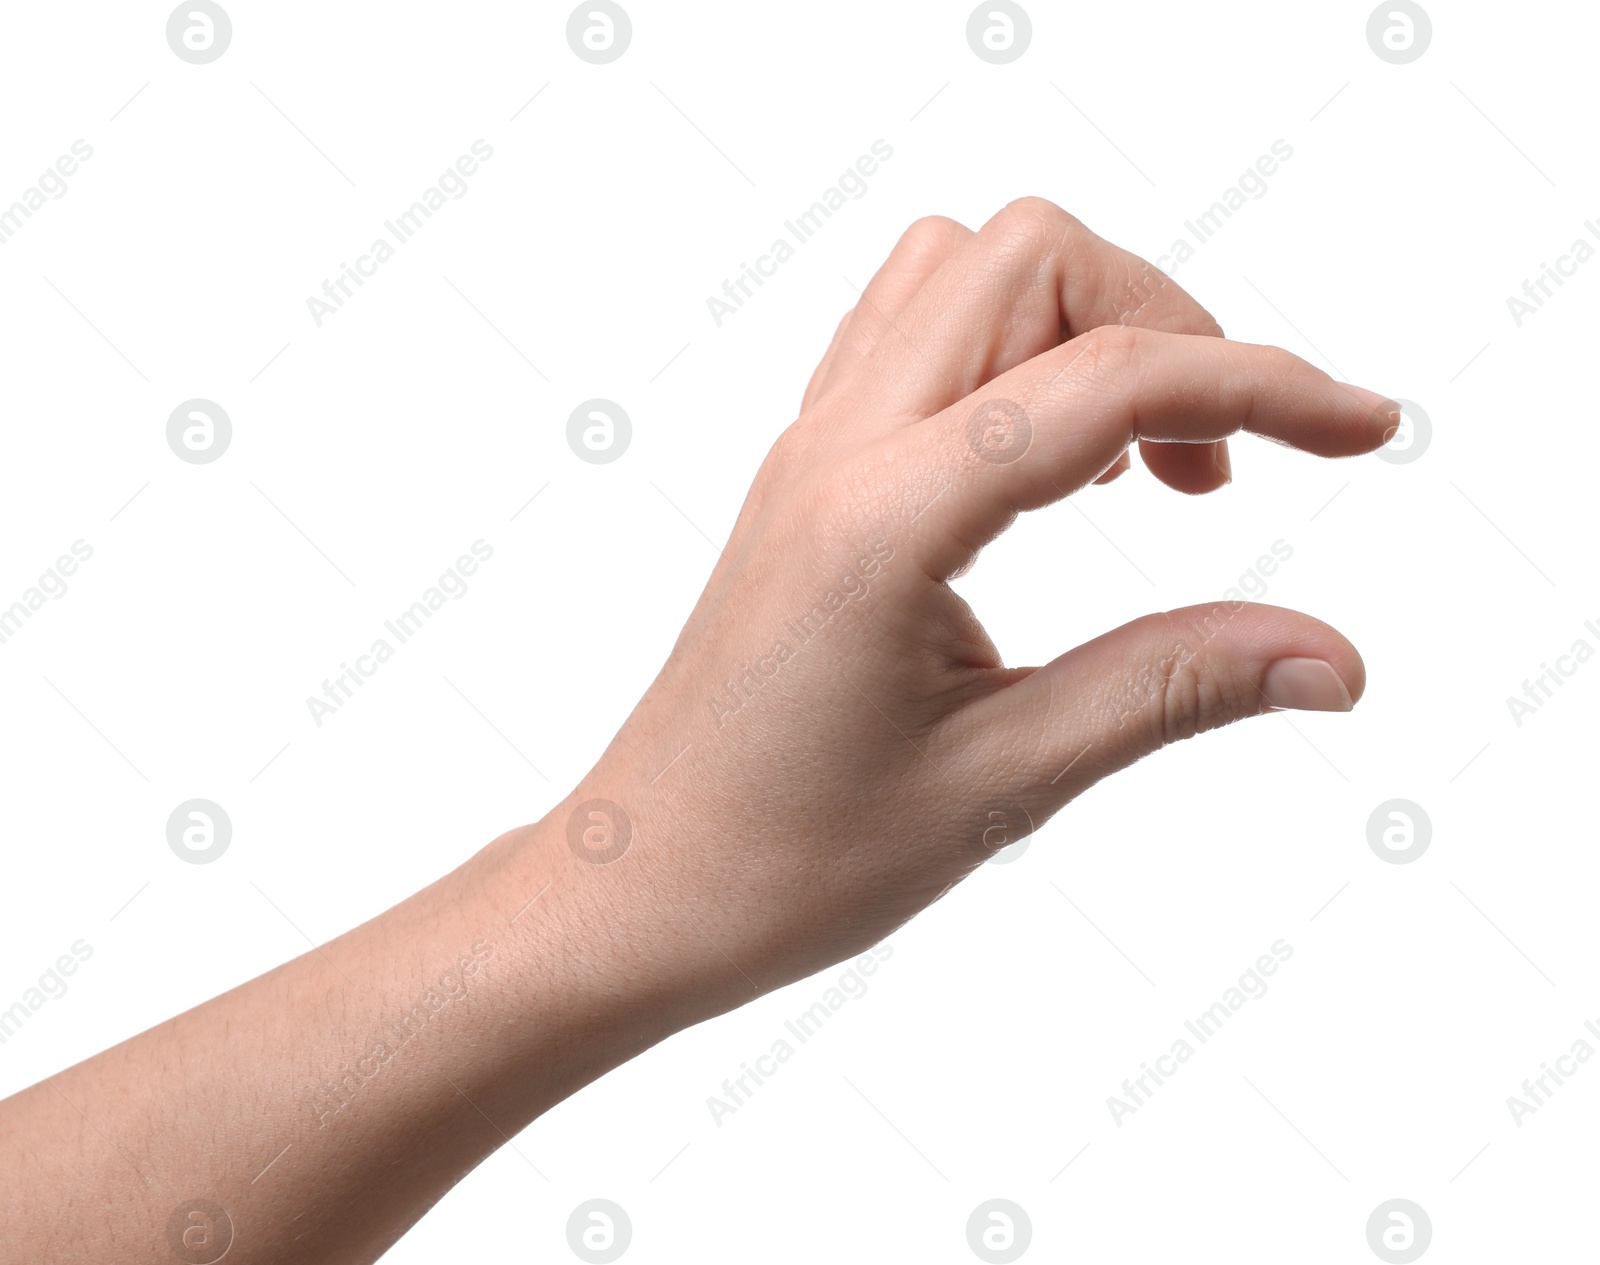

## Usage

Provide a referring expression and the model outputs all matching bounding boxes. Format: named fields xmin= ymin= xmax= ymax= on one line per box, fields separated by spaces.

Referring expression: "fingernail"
xmin=1213 ymin=441 xmax=1232 ymax=484
xmin=1260 ymin=658 xmax=1353 ymax=713
xmin=1338 ymin=383 xmax=1402 ymax=438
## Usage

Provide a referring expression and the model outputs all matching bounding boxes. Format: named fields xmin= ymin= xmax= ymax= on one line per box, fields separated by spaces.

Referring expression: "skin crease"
xmin=0 ymin=198 xmax=1398 ymax=1264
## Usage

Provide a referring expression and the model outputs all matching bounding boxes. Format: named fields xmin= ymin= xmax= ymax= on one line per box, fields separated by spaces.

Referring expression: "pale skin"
xmin=2 ymin=198 xmax=1398 ymax=1263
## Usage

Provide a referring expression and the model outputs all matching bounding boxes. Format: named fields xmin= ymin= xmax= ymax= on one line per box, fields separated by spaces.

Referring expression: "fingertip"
xmin=1092 ymin=451 xmax=1132 ymax=485
xmin=1138 ymin=439 xmax=1232 ymax=496
xmin=1242 ymin=606 xmax=1367 ymax=709
xmin=1338 ymin=642 xmax=1367 ymax=706
xmin=1260 ymin=658 xmax=1354 ymax=713
xmin=1335 ymin=383 xmax=1403 ymax=450
xmin=1214 ymin=438 xmax=1232 ymax=485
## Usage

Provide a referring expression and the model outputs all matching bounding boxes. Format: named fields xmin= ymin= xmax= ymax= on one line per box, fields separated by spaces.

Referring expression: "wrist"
xmin=462 ymin=796 xmax=729 ymax=1105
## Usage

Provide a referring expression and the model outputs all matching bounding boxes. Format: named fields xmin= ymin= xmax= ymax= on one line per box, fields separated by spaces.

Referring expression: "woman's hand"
xmin=553 ymin=196 xmax=1397 ymax=1024
xmin=3 ymin=197 xmax=1398 ymax=1265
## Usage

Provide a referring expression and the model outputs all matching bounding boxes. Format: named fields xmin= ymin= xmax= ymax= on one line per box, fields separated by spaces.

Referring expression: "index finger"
xmin=896 ymin=327 xmax=1397 ymax=580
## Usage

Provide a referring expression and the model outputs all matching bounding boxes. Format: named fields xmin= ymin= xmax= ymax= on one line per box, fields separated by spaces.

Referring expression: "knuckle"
xmin=1069 ymin=323 xmax=1143 ymax=388
xmin=987 ymin=197 xmax=1083 ymax=259
xmin=896 ymin=214 xmax=968 ymax=263
xmin=996 ymin=195 xmax=1078 ymax=231
xmin=1261 ymin=341 xmax=1311 ymax=380
xmin=1154 ymin=652 xmax=1216 ymax=744
xmin=1140 ymin=610 xmax=1252 ymax=745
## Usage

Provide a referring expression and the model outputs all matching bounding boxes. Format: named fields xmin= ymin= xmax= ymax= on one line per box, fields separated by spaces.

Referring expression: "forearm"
xmin=1 ymin=805 xmax=701 ymax=1265
xmin=3 ymin=196 xmax=1395 ymax=1264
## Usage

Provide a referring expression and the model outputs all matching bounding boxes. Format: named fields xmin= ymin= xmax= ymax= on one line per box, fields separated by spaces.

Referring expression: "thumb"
xmin=963 ymin=601 xmax=1365 ymax=821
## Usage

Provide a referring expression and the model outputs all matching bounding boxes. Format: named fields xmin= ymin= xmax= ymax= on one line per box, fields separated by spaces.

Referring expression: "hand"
xmin=2 ymin=197 xmax=1399 ymax=1265
xmin=557 ymin=197 xmax=1398 ymax=1022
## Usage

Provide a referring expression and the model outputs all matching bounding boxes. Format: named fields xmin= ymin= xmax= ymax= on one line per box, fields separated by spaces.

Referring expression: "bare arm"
xmin=2 ymin=199 xmax=1396 ymax=1264
xmin=7 ymin=822 xmax=719 ymax=1263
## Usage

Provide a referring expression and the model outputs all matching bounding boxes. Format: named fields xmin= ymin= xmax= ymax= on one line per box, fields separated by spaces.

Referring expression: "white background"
xmin=0 ymin=1 xmax=1594 ymax=1261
